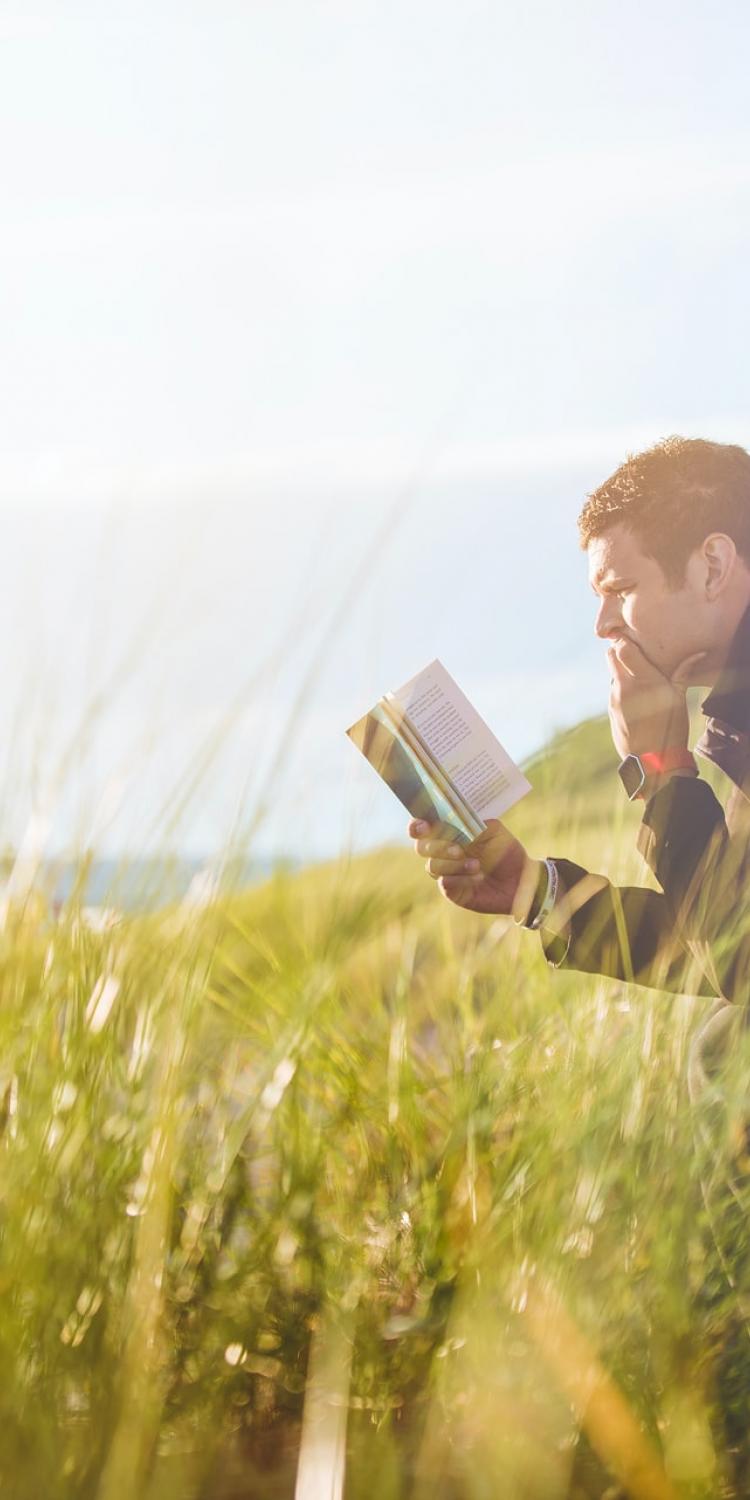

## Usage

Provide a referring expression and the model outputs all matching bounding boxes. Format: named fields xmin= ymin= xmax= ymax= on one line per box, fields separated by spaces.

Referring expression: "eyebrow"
xmin=590 ymin=575 xmax=634 ymax=594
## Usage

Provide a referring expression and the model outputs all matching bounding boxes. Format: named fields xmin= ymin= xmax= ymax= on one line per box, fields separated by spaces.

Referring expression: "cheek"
xmin=624 ymin=598 xmax=645 ymax=629
xmin=625 ymin=598 xmax=663 ymax=644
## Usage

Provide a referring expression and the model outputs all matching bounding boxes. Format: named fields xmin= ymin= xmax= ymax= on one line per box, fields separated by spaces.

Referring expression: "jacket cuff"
xmin=541 ymin=927 xmax=572 ymax=967
xmin=538 ymin=857 xmax=589 ymax=968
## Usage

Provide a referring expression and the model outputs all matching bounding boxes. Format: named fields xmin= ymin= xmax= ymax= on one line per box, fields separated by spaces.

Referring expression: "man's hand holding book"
xmin=407 ymin=815 xmax=545 ymax=924
xmin=348 ymin=659 xmax=565 ymax=935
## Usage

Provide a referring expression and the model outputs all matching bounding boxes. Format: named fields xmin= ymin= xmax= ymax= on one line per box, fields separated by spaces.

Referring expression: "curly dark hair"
xmin=578 ymin=436 xmax=750 ymax=585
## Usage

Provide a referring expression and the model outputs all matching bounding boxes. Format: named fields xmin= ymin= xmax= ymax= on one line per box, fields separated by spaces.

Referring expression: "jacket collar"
xmin=694 ymin=604 xmax=750 ymax=789
xmin=701 ymin=603 xmax=750 ymax=735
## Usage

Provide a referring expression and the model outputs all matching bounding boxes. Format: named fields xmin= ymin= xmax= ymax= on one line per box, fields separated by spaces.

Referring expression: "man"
xmin=408 ymin=436 xmax=750 ymax=1012
xmin=411 ymin=436 xmax=750 ymax=1480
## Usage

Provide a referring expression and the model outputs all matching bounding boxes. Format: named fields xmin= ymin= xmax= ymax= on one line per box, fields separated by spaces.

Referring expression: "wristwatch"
xmin=618 ymin=748 xmax=698 ymax=802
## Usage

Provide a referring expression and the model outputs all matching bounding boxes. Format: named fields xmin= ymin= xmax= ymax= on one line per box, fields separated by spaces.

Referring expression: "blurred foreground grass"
xmin=2 ymin=716 xmax=750 ymax=1499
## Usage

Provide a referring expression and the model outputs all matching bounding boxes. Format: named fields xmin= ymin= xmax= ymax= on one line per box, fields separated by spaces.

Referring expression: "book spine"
xmin=380 ymin=694 xmax=485 ymax=839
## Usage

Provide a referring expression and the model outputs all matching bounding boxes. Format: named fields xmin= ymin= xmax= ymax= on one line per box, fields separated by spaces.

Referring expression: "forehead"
xmin=587 ymin=524 xmax=650 ymax=586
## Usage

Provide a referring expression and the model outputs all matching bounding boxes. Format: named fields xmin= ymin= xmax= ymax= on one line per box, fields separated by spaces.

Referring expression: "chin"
xmin=634 ymin=641 xmax=671 ymax=674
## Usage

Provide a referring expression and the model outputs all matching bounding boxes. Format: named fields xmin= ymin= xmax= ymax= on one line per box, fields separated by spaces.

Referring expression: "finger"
xmin=409 ymin=818 xmax=464 ymax=841
xmin=437 ymin=873 xmax=484 ymax=905
xmin=607 ymin=647 xmax=622 ymax=695
xmin=606 ymin=645 xmax=621 ymax=683
xmin=426 ymin=856 xmax=481 ymax=879
xmin=408 ymin=818 xmax=436 ymax=839
xmin=417 ymin=838 xmax=465 ymax=859
xmin=611 ymin=639 xmax=661 ymax=679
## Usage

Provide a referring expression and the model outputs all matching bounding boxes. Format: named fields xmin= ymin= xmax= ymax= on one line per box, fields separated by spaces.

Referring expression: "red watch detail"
xmin=638 ymin=749 xmax=697 ymax=775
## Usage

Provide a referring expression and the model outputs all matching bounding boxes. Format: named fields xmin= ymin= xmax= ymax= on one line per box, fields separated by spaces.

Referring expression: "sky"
xmin=2 ymin=0 xmax=750 ymax=863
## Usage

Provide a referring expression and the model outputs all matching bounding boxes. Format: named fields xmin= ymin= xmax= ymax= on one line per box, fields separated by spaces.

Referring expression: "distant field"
xmin=2 ymin=713 xmax=749 ymax=1499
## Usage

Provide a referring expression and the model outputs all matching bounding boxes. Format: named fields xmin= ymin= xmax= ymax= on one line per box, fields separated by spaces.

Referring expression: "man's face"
xmin=587 ymin=523 xmax=710 ymax=680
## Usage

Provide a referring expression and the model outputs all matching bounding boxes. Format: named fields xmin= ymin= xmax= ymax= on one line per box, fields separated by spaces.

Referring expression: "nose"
xmin=594 ymin=598 xmax=623 ymax=640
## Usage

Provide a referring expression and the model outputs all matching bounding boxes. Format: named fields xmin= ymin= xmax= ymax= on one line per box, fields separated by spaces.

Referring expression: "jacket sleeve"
xmin=636 ymin=775 xmax=750 ymax=1002
xmin=539 ymin=856 xmax=717 ymax=997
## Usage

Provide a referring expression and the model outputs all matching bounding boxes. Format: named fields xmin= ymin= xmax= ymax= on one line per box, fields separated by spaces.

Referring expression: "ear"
xmin=700 ymin=533 xmax=737 ymax=601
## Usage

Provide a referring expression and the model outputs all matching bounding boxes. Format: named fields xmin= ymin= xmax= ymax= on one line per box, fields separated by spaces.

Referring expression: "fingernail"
xmin=448 ymin=844 xmax=461 ymax=858
xmin=464 ymin=859 xmax=480 ymax=873
xmin=414 ymin=821 xmax=428 ymax=833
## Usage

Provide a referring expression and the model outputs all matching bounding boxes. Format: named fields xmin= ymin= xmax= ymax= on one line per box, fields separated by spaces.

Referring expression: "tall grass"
xmin=2 ymin=748 xmax=750 ymax=1497
xmin=5 ymin=467 xmax=744 ymax=1498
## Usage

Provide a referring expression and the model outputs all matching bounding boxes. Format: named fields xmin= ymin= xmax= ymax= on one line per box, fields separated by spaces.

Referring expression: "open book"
xmin=346 ymin=659 xmax=530 ymax=845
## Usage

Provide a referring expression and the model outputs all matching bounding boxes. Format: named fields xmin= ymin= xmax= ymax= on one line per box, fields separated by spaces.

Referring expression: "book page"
xmin=378 ymin=694 xmax=484 ymax=838
xmin=345 ymin=703 xmax=478 ymax=843
xmin=389 ymin=659 xmax=530 ymax=821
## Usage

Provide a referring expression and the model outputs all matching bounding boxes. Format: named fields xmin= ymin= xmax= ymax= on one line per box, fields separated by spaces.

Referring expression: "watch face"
xmin=618 ymin=755 xmax=645 ymax=800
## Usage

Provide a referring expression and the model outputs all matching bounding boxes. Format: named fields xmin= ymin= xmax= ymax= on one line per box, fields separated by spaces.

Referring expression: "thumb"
xmin=671 ymin=650 xmax=708 ymax=687
xmin=476 ymin=817 xmax=505 ymax=843
xmin=474 ymin=817 xmax=512 ymax=853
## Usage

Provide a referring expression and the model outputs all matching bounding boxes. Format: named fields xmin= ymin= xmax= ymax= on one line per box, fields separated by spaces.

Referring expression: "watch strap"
xmin=638 ymin=749 xmax=697 ymax=776
xmin=618 ymin=749 xmax=698 ymax=802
